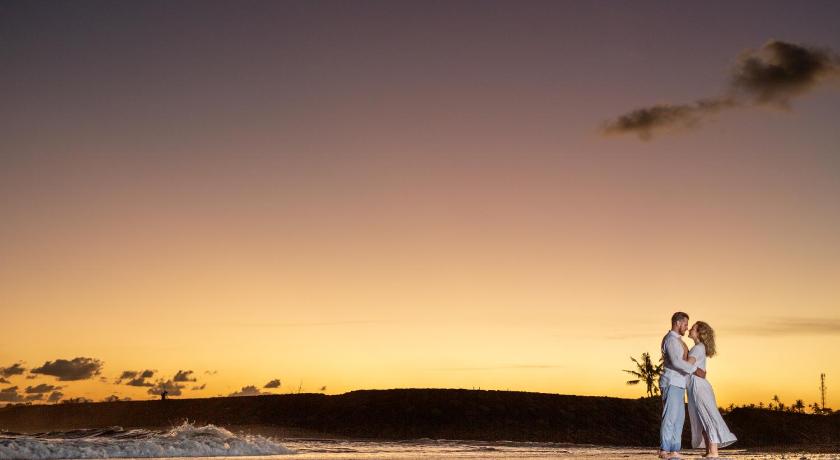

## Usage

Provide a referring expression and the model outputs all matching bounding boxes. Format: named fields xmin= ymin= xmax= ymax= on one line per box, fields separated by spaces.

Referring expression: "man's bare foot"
xmin=670 ymin=452 xmax=684 ymax=459
xmin=658 ymin=450 xmax=672 ymax=459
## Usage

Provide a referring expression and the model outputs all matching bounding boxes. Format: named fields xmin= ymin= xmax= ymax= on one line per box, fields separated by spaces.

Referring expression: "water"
xmin=1 ymin=423 xmax=837 ymax=459
xmin=0 ymin=424 xmax=291 ymax=459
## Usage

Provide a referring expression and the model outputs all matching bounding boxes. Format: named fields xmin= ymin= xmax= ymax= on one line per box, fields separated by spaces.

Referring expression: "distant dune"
xmin=1 ymin=389 xmax=838 ymax=449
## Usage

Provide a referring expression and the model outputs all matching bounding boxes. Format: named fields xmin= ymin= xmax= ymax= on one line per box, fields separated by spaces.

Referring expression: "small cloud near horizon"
xmin=0 ymin=386 xmax=25 ymax=403
xmin=31 ymin=357 xmax=103 ymax=381
xmin=173 ymin=370 xmax=197 ymax=382
xmin=229 ymin=385 xmax=271 ymax=397
xmin=117 ymin=369 xmax=156 ymax=387
xmin=0 ymin=362 xmax=26 ymax=378
xmin=25 ymin=383 xmax=62 ymax=394
xmin=148 ymin=380 xmax=185 ymax=397
xmin=264 ymin=379 xmax=282 ymax=389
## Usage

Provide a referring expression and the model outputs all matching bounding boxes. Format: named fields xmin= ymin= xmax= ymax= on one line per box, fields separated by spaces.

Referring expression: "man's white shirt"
xmin=659 ymin=330 xmax=697 ymax=389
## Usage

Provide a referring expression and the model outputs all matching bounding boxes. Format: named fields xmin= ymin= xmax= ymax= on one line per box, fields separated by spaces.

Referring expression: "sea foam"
xmin=0 ymin=422 xmax=296 ymax=459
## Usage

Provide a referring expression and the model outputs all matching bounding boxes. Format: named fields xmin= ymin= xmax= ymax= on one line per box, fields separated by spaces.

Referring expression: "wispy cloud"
xmin=231 ymin=320 xmax=395 ymax=328
xmin=597 ymin=317 xmax=840 ymax=340
xmin=430 ymin=364 xmax=565 ymax=371
xmin=723 ymin=317 xmax=840 ymax=337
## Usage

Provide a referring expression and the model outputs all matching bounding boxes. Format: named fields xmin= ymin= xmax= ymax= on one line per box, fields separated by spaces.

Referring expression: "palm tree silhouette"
xmin=771 ymin=394 xmax=781 ymax=411
xmin=623 ymin=352 xmax=663 ymax=397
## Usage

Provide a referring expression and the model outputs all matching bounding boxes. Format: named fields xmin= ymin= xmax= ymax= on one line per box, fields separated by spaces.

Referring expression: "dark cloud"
xmin=602 ymin=98 xmax=737 ymax=140
xmin=0 ymin=378 xmax=9 ymax=384
xmin=25 ymin=374 xmax=37 ymax=380
xmin=47 ymin=391 xmax=64 ymax=403
xmin=204 ymin=370 xmax=218 ymax=375
xmin=118 ymin=371 xmax=138 ymax=380
xmin=25 ymin=394 xmax=43 ymax=401
xmin=148 ymin=380 xmax=184 ymax=397
xmin=0 ymin=386 xmax=24 ymax=402
xmin=0 ymin=362 xmax=25 ymax=378
xmin=117 ymin=369 xmax=156 ymax=386
xmin=25 ymin=383 xmax=62 ymax=394
xmin=724 ymin=317 xmax=840 ymax=337
xmin=173 ymin=370 xmax=196 ymax=382
xmin=191 ymin=383 xmax=206 ymax=390
xmin=127 ymin=377 xmax=154 ymax=387
xmin=603 ymin=40 xmax=839 ymax=139
xmin=732 ymin=40 xmax=839 ymax=107
xmin=31 ymin=357 xmax=103 ymax=381
xmin=263 ymin=379 xmax=282 ymax=389
xmin=229 ymin=385 xmax=269 ymax=397
xmin=319 ymin=386 xmax=327 ymax=392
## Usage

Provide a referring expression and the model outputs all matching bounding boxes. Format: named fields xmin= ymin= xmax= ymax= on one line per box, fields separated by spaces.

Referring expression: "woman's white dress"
xmin=687 ymin=343 xmax=737 ymax=449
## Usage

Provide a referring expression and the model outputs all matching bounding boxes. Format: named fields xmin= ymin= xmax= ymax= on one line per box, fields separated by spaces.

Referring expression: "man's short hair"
xmin=671 ymin=312 xmax=689 ymax=324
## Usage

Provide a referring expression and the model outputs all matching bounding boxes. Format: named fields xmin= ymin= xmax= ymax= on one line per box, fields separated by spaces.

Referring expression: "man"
xmin=659 ymin=312 xmax=706 ymax=459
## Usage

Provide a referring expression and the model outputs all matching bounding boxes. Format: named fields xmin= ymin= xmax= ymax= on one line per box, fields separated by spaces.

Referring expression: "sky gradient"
xmin=1 ymin=1 xmax=839 ymax=407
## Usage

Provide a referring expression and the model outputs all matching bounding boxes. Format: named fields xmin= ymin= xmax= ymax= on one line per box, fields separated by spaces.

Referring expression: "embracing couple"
xmin=659 ymin=312 xmax=737 ymax=459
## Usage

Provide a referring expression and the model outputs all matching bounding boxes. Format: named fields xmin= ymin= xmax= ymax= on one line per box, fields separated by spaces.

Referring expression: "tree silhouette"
xmin=793 ymin=399 xmax=805 ymax=413
xmin=623 ymin=352 xmax=663 ymax=397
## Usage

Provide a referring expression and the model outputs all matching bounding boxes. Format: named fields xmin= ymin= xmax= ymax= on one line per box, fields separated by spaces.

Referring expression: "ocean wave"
xmin=0 ymin=422 xmax=296 ymax=459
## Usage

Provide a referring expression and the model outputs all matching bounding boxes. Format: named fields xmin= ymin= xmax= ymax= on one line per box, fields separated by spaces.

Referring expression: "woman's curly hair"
xmin=695 ymin=321 xmax=717 ymax=357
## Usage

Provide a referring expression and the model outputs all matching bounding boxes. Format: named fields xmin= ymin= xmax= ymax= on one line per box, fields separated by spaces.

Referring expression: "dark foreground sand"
xmin=1 ymin=389 xmax=838 ymax=452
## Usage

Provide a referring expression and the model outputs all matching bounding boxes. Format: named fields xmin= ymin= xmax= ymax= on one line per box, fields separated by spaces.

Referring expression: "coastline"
xmin=2 ymin=389 xmax=837 ymax=452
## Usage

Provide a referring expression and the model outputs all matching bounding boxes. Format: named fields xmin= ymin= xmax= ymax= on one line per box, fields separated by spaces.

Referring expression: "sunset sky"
xmin=1 ymin=1 xmax=839 ymax=408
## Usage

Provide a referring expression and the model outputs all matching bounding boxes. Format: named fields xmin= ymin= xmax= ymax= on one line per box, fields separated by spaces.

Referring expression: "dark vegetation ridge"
xmin=1 ymin=389 xmax=838 ymax=448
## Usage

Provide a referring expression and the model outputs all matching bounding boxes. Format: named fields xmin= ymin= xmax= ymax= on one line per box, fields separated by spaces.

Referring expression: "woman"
xmin=685 ymin=321 xmax=737 ymax=457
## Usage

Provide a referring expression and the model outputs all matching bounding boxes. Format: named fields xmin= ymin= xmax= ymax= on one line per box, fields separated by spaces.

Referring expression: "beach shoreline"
xmin=2 ymin=389 xmax=837 ymax=452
